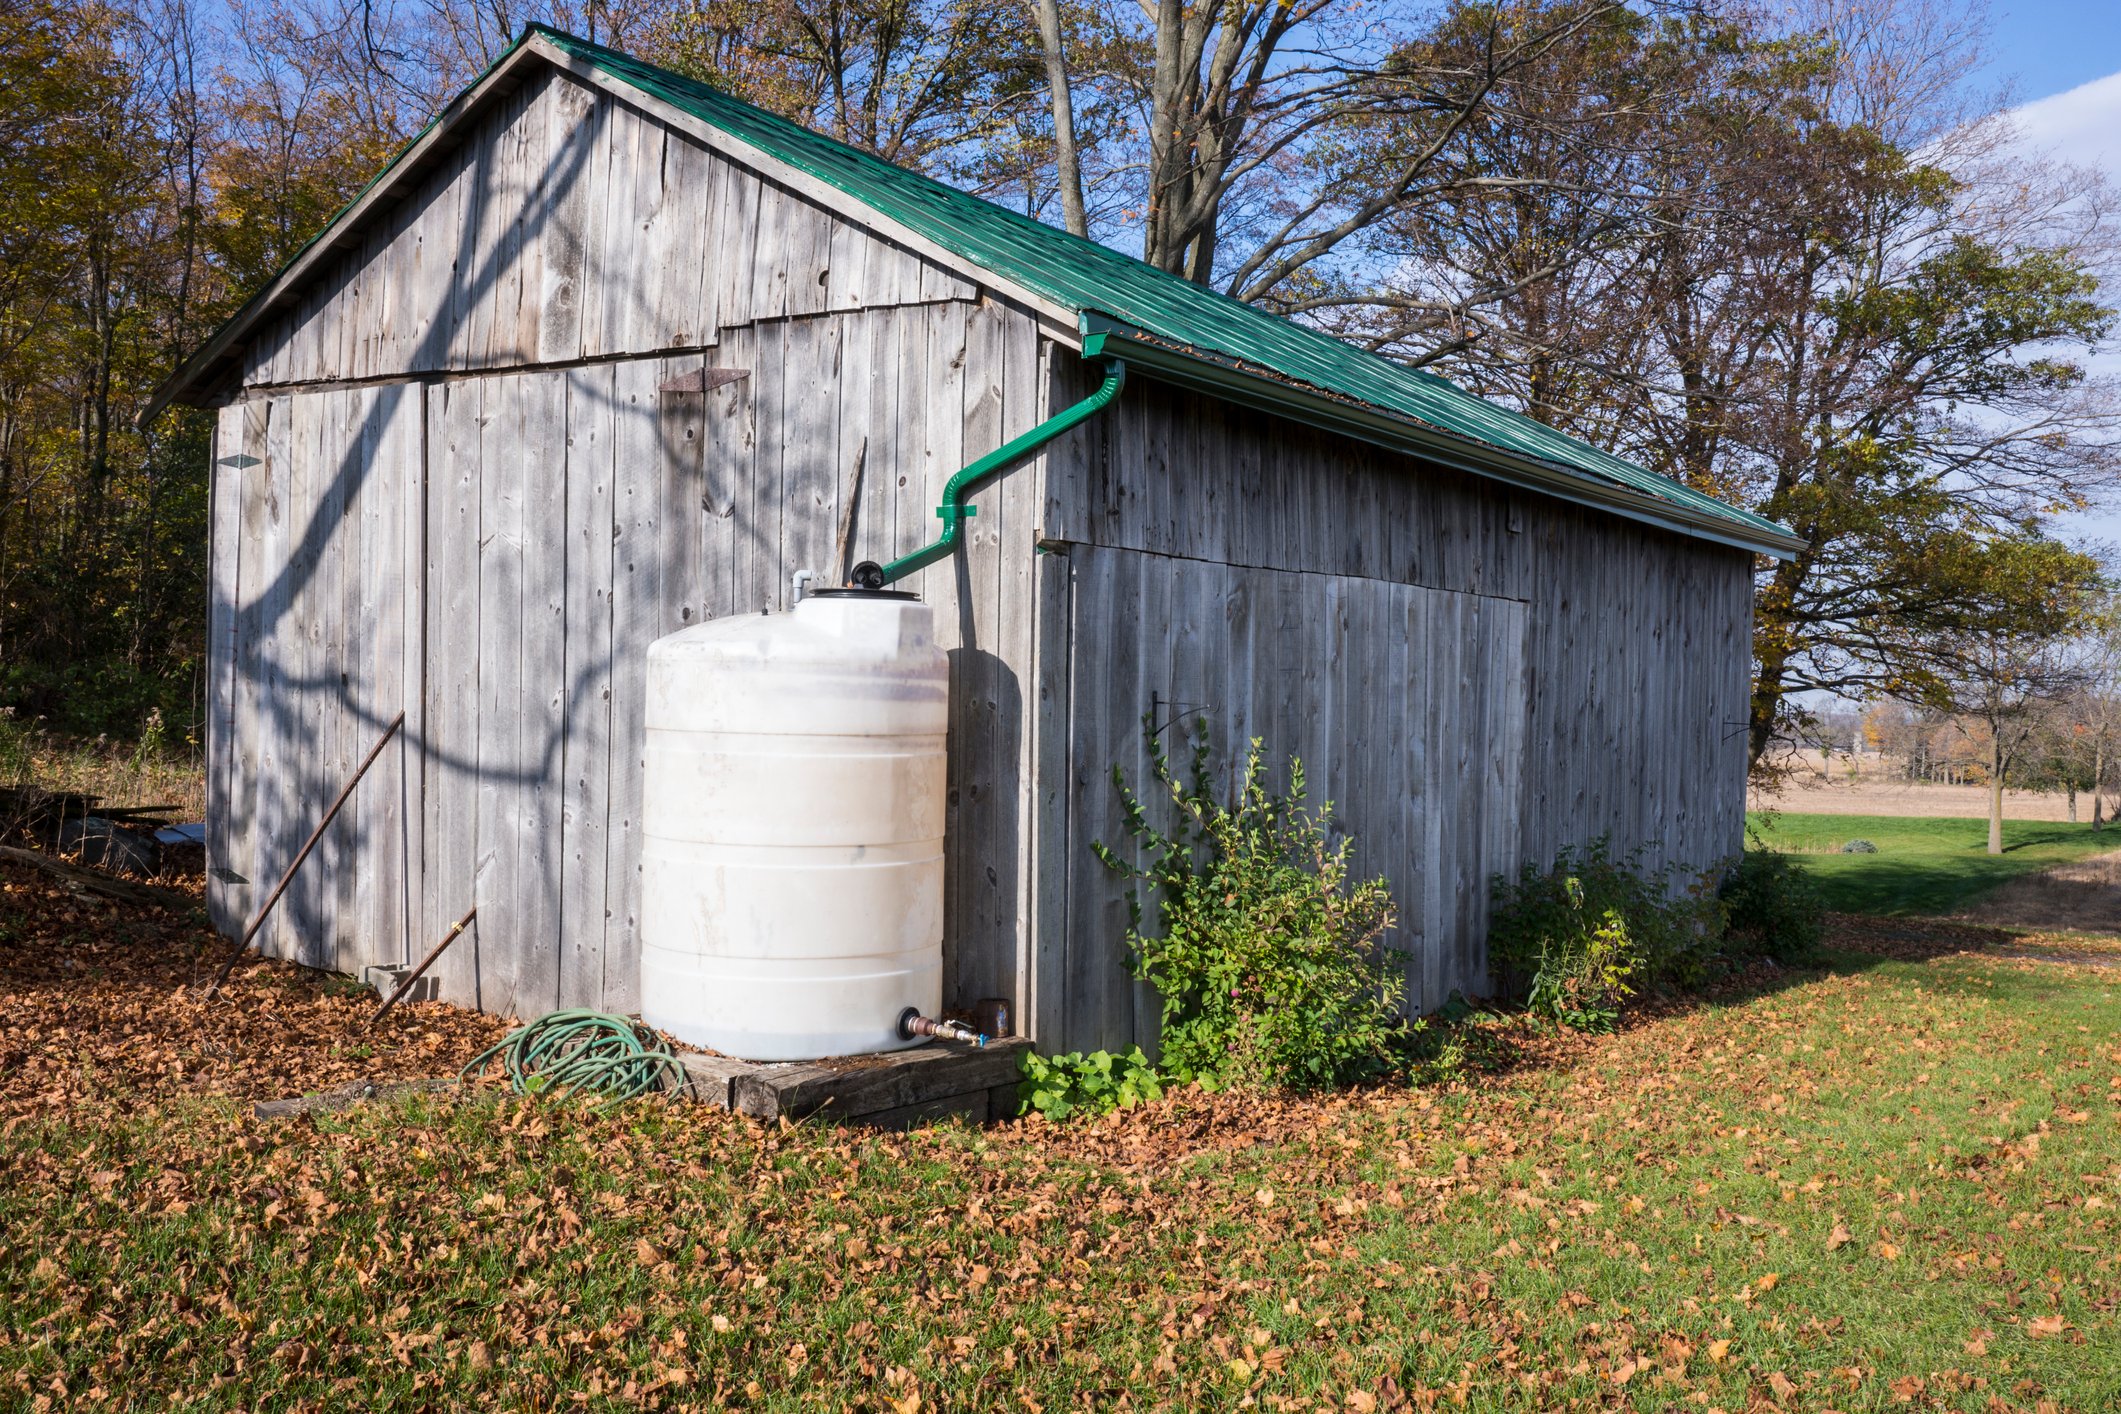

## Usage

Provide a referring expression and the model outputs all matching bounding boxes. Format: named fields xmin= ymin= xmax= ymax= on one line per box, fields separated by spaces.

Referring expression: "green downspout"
xmin=875 ymin=358 xmax=1127 ymax=585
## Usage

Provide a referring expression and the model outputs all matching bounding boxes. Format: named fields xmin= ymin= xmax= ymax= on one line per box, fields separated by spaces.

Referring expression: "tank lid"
xmin=809 ymin=587 xmax=920 ymax=602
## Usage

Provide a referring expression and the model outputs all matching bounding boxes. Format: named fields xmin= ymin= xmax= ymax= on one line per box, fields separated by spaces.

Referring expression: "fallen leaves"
xmin=0 ymin=890 xmax=2115 ymax=1411
xmin=0 ymin=860 xmax=508 ymax=1122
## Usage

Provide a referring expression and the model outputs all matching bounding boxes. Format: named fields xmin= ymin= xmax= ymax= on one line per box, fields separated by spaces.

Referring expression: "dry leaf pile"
xmin=0 ymin=860 xmax=507 ymax=1119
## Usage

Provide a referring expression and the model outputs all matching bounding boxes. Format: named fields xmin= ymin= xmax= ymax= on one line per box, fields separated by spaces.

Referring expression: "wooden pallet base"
xmin=675 ymin=1039 xmax=1029 ymax=1128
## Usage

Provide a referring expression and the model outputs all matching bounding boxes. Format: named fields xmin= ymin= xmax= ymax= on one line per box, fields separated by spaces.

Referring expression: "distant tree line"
xmin=1851 ymin=603 xmax=2121 ymax=833
xmin=2 ymin=0 xmax=2115 ymax=772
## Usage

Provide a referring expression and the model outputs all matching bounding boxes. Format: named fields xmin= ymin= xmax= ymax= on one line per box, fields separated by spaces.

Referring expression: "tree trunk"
xmin=2095 ymin=744 xmax=2106 ymax=831
xmin=1987 ymin=743 xmax=2004 ymax=856
xmin=1142 ymin=0 xmax=1188 ymax=274
xmin=2067 ymin=784 xmax=2077 ymax=823
xmin=1031 ymin=0 xmax=1088 ymax=238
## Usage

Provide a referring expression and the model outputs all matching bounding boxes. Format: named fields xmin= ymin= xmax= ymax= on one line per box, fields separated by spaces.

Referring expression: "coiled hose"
xmin=459 ymin=1009 xmax=690 ymax=1104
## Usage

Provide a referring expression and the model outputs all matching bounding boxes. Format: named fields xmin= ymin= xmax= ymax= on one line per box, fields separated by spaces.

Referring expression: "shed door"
xmin=209 ymin=385 xmax=425 ymax=977
xmin=1045 ymin=545 xmax=1528 ymax=1054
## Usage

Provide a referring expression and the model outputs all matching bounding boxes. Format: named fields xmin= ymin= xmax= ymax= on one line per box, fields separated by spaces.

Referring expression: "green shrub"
xmin=1719 ymin=849 xmax=1827 ymax=960
xmin=1096 ymin=718 xmax=1404 ymax=1092
xmin=1493 ymin=839 xmax=1722 ymax=1004
xmin=1017 ymin=1048 xmax=1163 ymax=1121
xmin=1522 ymin=883 xmax=1636 ymax=1032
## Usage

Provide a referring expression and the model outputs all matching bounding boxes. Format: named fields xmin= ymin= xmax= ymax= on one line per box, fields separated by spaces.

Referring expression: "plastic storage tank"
xmin=638 ymin=589 xmax=948 ymax=1060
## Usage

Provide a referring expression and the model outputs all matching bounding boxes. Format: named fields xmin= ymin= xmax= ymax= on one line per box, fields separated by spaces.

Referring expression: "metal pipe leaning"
xmin=367 ymin=904 xmax=477 ymax=1027
xmin=876 ymin=357 xmax=1126 ymax=585
xmin=204 ymin=710 xmax=407 ymax=996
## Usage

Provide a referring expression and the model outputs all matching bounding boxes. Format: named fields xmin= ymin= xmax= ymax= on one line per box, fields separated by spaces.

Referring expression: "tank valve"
xmin=849 ymin=560 xmax=886 ymax=590
xmin=897 ymin=1007 xmax=987 ymax=1047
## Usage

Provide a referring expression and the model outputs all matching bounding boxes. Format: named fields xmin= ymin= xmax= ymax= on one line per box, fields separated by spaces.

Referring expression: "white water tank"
xmin=638 ymin=589 xmax=948 ymax=1060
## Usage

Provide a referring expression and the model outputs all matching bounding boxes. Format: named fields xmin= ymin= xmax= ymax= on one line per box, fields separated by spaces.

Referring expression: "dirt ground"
xmin=1748 ymin=774 xmax=2100 ymax=822
xmin=1958 ymin=847 xmax=2121 ymax=936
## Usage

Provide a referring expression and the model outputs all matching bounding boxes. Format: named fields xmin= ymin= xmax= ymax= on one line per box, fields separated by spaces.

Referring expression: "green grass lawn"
xmin=6 ymin=937 xmax=2119 ymax=1411
xmin=1746 ymin=810 xmax=2121 ymax=916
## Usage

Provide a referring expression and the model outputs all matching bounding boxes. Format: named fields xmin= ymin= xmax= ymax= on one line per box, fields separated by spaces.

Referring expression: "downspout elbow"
xmin=877 ymin=358 xmax=1126 ymax=586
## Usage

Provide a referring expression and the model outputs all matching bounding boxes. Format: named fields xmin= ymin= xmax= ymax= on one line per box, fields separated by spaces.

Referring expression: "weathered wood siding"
xmin=205 ymin=63 xmax=1056 ymax=1015
xmin=1036 ymin=374 xmax=1753 ymax=1048
xmin=1042 ymin=546 xmax=1529 ymax=1051
xmin=408 ymin=302 xmax=1048 ymax=1018
xmin=237 ymin=67 xmax=974 ymax=391
xmin=209 ymin=386 xmax=424 ymax=973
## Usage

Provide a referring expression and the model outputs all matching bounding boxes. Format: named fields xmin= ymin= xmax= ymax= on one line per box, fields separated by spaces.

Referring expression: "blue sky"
xmin=1981 ymin=0 xmax=2121 ymax=104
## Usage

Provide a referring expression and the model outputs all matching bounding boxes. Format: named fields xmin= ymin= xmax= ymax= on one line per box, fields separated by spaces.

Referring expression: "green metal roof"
xmin=154 ymin=23 xmax=1797 ymax=554
xmin=538 ymin=26 xmax=1797 ymax=555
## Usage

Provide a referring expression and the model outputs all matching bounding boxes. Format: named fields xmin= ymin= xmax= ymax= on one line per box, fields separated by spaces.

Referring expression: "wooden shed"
xmin=153 ymin=27 xmax=1802 ymax=1052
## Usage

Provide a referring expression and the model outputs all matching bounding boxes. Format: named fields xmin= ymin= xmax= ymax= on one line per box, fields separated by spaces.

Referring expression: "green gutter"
xmin=878 ymin=359 xmax=1128 ymax=584
xmin=1079 ymin=323 xmax=1806 ymax=561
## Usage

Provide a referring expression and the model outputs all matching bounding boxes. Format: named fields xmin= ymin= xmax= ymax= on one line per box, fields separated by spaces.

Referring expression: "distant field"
xmin=1746 ymin=810 xmax=2121 ymax=916
xmin=1748 ymin=775 xmax=2088 ymax=821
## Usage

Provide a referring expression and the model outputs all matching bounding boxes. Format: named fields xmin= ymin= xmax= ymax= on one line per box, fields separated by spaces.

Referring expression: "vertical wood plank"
xmin=474 ymin=373 xmax=525 ymax=1015
xmin=538 ymin=73 xmax=600 ymax=363
xmin=658 ymin=351 xmax=710 ymax=631
xmin=714 ymin=165 xmax=761 ymax=333
xmin=1027 ymin=548 xmax=1073 ymax=1046
xmin=603 ymin=356 xmax=665 ymax=1006
xmin=560 ymin=363 xmax=616 ymax=1009
xmin=518 ymin=372 xmax=569 ymax=1013
xmin=701 ymin=325 xmax=755 ymax=619
xmin=250 ymin=396 xmax=294 ymax=959
xmin=739 ymin=320 xmax=785 ymax=613
xmin=651 ymin=133 xmax=710 ymax=350
xmin=426 ymin=380 xmax=484 ymax=1004
xmin=778 ymin=318 xmax=839 ymax=590
xmin=206 ymin=405 xmax=247 ymax=937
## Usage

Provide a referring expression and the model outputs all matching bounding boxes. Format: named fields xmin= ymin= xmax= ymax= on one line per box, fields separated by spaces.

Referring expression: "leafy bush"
xmin=1523 ymin=882 xmax=1636 ymax=1032
xmin=1488 ymin=839 xmax=1720 ymax=1000
xmin=1096 ymin=719 xmax=1405 ymax=1092
xmin=1017 ymin=1048 xmax=1163 ymax=1121
xmin=1840 ymin=838 xmax=1878 ymax=854
xmin=1719 ymin=849 xmax=1827 ymax=960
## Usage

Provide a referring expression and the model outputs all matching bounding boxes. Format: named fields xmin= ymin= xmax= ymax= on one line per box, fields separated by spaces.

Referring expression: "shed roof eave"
xmin=1078 ymin=324 xmax=1806 ymax=562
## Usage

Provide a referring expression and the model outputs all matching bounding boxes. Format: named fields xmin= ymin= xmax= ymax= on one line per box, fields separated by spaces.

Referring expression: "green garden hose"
xmin=459 ymin=1009 xmax=690 ymax=1104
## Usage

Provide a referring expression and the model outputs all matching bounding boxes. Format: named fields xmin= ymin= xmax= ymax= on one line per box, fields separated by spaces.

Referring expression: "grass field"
xmin=4 ymin=858 xmax=2120 ymax=1411
xmin=1746 ymin=811 xmax=2121 ymax=917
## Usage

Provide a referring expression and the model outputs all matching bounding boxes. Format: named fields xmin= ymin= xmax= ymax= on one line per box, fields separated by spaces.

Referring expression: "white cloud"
xmin=2010 ymin=71 xmax=2121 ymax=172
xmin=2007 ymin=73 xmax=2121 ymax=557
